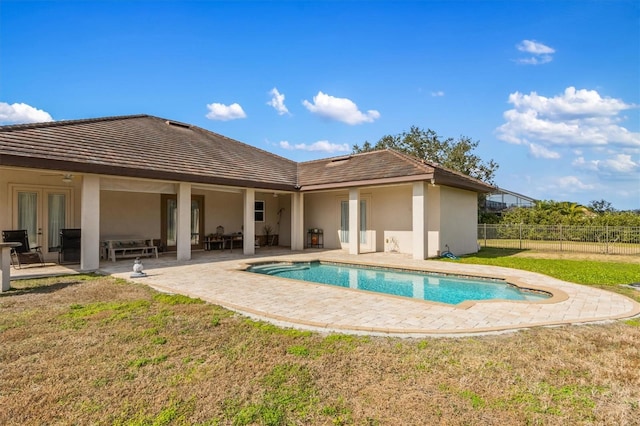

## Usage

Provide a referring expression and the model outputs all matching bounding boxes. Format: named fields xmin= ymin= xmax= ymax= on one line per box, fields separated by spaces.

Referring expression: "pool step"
xmin=251 ymin=264 xmax=311 ymax=275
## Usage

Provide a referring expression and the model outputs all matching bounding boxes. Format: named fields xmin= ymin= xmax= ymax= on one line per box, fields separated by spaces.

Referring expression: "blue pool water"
xmin=247 ymin=262 xmax=549 ymax=305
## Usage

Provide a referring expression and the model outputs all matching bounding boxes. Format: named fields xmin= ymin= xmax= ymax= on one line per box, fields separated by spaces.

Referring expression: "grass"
xmin=1 ymin=252 xmax=639 ymax=425
xmin=445 ymin=247 xmax=640 ymax=287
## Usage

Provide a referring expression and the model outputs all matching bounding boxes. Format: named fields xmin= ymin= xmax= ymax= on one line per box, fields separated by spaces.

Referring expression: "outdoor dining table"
xmin=222 ymin=234 xmax=243 ymax=252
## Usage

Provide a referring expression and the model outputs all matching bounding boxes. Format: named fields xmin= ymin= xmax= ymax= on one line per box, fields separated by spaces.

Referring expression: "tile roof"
xmin=0 ymin=114 xmax=494 ymax=193
xmin=298 ymin=149 xmax=494 ymax=193
xmin=0 ymin=114 xmax=298 ymax=190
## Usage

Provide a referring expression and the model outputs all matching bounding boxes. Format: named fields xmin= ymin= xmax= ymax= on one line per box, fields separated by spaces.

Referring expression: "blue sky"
xmin=1 ymin=0 xmax=639 ymax=210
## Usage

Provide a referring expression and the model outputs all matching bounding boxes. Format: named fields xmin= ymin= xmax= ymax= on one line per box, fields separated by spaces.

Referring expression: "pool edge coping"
xmin=240 ymin=258 xmax=570 ymax=309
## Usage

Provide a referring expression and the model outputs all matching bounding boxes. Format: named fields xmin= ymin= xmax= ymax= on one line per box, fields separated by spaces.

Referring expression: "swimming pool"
xmin=246 ymin=261 xmax=550 ymax=305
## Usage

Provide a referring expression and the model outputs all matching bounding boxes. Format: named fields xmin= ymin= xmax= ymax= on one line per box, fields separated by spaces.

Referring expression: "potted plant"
xmin=263 ymin=224 xmax=273 ymax=246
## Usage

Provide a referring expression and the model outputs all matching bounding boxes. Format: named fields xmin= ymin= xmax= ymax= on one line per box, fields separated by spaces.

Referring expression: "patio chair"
xmin=59 ymin=228 xmax=81 ymax=264
xmin=1 ymin=229 xmax=45 ymax=268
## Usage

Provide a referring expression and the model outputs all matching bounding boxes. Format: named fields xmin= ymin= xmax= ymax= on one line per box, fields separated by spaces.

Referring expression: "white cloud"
xmin=302 ymin=91 xmax=380 ymax=125
xmin=553 ymin=176 xmax=596 ymax=191
xmin=496 ymin=87 xmax=640 ymax=148
xmin=205 ymin=102 xmax=246 ymax=121
xmin=515 ymin=39 xmax=555 ymax=65
xmin=0 ymin=102 xmax=53 ymax=124
xmin=574 ymin=154 xmax=638 ymax=175
xmin=600 ymin=154 xmax=638 ymax=173
xmin=529 ymin=142 xmax=560 ymax=159
xmin=279 ymin=140 xmax=350 ymax=153
xmin=267 ymin=87 xmax=289 ymax=115
xmin=517 ymin=40 xmax=555 ymax=55
xmin=431 ymin=91 xmax=445 ymax=97
xmin=572 ymin=156 xmax=600 ymax=171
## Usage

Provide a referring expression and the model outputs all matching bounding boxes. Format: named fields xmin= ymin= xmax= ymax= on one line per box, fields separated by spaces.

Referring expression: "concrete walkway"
xmin=9 ymin=249 xmax=640 ymax=337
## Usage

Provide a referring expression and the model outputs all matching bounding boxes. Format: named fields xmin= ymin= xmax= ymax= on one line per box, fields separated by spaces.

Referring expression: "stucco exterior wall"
xmin=100 ymin=191 xmax=161 ymax=239
xmin=371 ymin=185 xmax=413 ymax=254
xmin=304 ymin=191 xmax=343 ymax=249
xmin=275 ymin=194 xmax=291 ymax=246
xmin=304 ymin=185 xmax=415 ymax=253
xmin=439 ymin=186 xmax=479 ymax=256
xmin=255 ymin=192 xmax=288 ymax=243
xmin=201 ymin=190 xmax=243 ymax=236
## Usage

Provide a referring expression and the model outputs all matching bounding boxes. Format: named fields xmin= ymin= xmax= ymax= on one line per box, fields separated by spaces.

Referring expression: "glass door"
xmin=12 ymin=186 xmax=71 ymax=256
xmin=339 ymin=199 xmax=369 ymax=246
xmin=161 ymin=194 xmax=204 ymax=251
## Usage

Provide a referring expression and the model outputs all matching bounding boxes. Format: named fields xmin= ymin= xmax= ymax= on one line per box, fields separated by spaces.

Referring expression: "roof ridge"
xmin=385 ymin=148 xmax=491 ymax=183
xmin=299 ymin=148 xmax=401 ymax=165
xmin=0 ymin=114 xmax=150 ymax=132
xmin=380 ymin=149 xmax=442 ymax=173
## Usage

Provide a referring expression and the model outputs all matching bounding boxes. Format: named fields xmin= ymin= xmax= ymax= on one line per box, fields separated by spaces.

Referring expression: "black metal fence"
xmin=477 ymin=224 xmax=640 ymax=255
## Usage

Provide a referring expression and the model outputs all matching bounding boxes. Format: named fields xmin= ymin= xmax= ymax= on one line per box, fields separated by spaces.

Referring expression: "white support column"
xmin=427 ymin=185 xmax=441 ymax=258
xmin=176 ymin=182 xmax=192 ymax=261
xmin=412 ymin=181 xmax=428 ymax=260
xmin=348 ymin=188 xmax=360 ymax=255
xmin=81 ymin=175 xmax=101 ymax=271
xmin=290 ymin=192 xmax=304 ymax=251
xmin=243 ymin=188 xmax=255 ymax=255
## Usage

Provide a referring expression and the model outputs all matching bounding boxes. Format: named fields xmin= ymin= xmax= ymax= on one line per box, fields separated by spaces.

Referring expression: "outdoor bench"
xmin=104 ymin=238 xmax=158 ymax=262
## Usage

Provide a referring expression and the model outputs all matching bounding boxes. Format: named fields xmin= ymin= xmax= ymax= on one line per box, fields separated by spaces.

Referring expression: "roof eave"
xmin=0 ymin=154 xmax=297 ymax=192
xmin=299 ymin=174 xmax=434 ymax=191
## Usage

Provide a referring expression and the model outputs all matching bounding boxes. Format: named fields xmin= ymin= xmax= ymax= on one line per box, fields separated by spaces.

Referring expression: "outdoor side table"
xmin=0 ymin=242 xmax=22 ymax=292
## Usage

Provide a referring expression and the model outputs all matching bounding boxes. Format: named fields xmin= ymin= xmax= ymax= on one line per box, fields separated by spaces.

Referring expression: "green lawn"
xmin=442 ymin=248 xmax=639 ymax=288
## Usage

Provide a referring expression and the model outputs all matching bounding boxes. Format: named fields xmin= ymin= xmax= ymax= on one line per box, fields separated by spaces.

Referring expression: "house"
xmin=0 ymin=114 xmax=494 ymax=270
xmin=482 ymin=188 xmax=536 ymax=215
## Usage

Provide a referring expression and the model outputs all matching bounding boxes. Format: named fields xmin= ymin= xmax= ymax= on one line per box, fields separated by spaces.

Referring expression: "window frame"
xmin=254 ymin=200 xmax=265 ymax=222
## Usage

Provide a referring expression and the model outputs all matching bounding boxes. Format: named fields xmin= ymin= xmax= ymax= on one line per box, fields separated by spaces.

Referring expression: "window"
xmin=255 ymin=200 xmax=265 ymax=222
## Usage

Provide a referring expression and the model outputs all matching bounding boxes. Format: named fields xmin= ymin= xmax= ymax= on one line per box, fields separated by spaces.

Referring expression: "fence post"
xmin=559 ymin=224 xmax=563 ymax=252
xmin=519 ymin=223 xmax=522 ymax=250
xmin=483 ymin=223 xmax=487 ymax=248
xmin=605 ymin=225 xmax=609 ymax=255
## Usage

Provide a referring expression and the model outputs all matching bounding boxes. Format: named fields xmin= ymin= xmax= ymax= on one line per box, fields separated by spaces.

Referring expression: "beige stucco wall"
xmin=439 ymin=186 xmax=479 ymax=256
xmin=100 ymin=191 xmax=161 ymax=239
xmin=255 ymin=192 xmax=288 ymax=242
xmin=304 ymin=185 xmax=415 ymax=253
xmin=371 ymin=185 xmax=413 ymax=254
xmin=201 ymin=190 xmax=243 ymax=236
xmin=303 ymin=183 xmax=479 ymax=257
xmin=304 ymin=191 xmax=343 ymax=249
xmin=274 ymin=194 xmax=291 ymax=246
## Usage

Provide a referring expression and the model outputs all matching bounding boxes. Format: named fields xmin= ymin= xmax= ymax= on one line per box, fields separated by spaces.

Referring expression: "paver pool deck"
xmin=10 ymin=249 xmax=640 ymax=337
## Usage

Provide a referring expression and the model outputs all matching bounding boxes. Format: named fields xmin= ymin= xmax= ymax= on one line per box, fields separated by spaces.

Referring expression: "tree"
xmin=588 ymin=199 xmax=616 ymax=214
xmin=352 ymin=125 xmax=499 ymax=184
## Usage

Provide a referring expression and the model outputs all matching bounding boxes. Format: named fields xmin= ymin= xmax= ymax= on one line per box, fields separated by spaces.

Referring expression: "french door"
xmin=161 ymin=194 xmax=204 ymax=251
xmin=11 ymin=185 xmax=72 ymax=256
xmin=339 ymin=197 xmax=372 ymax=251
